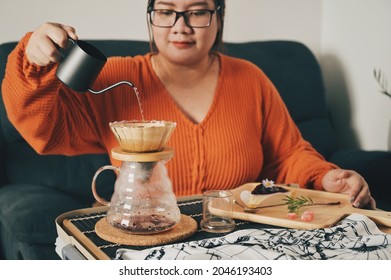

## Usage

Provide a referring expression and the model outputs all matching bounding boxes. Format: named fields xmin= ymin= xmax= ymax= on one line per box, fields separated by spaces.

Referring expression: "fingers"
xmin=48 ymin=23 xmax=78 ymax=48
xmin=25 ymin=22 xmax=78 ymax=66
xmin=60 ymin=24 xmax=78 ymax=41
xmin=347 ymin=174 xmax=375 ymax=209
xmin=37 ymin=36 xmax=62 ymax=65
xmin=344 ymin=171 xmax=362 ymax=203
xmin=367 ymin=196 xmax=377 ymax=210
xmin=351 ymin=185 xmax=368 ymax=208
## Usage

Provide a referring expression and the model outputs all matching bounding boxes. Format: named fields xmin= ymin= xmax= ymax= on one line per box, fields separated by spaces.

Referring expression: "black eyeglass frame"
xmin=148 ymin=6 xmax=221 ymax=28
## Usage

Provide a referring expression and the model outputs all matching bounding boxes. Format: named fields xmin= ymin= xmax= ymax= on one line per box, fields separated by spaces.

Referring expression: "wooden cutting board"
xmin=223 ymin=183 xmax=391 ymax=230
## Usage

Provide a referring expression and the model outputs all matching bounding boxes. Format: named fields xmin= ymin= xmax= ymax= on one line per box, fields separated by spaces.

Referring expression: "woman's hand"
xmin=322 ymin=169 xmax=376 ymax=209
xmin=26 ymin=22 xmax=78 ymax=66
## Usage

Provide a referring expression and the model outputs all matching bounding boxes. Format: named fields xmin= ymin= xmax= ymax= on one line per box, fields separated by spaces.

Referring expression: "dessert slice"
xmin=247 ymin=181 xmax=290 ymax=208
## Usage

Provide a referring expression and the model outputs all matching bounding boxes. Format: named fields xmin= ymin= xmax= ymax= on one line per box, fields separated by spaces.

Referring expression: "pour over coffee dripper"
xmin=56 ymin=38 xmax=135 ymax=94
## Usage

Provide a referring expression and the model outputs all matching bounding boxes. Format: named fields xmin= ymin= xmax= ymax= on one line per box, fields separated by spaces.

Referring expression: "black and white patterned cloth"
xmin=115 ymin=214 xmax=391 ymax=260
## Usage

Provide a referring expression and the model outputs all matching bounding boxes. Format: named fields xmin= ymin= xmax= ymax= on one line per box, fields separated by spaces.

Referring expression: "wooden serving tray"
xmin=225 ymin=183 xmax=391 ymax=230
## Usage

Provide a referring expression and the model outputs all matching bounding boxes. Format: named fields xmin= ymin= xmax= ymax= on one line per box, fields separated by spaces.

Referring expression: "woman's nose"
xmin=172 ymin=14 xmax=192 ymax=32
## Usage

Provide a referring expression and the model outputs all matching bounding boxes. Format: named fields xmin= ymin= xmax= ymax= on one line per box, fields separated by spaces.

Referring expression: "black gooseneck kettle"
xmin=56 ymin=39 xmax=134 ymax=93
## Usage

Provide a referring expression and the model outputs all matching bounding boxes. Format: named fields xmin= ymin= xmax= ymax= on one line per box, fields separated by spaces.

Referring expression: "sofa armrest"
xmin=0 ymin=132 xmax=4 ymax=186
xmin=328 ymin=149 xmax=391 ymax=210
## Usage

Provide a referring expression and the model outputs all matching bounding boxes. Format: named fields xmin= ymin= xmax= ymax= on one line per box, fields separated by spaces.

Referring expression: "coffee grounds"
xmin=111 ymin=214 xmax=176 ymax=234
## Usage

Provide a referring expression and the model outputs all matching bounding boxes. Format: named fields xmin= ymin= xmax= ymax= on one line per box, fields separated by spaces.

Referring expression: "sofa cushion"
xmin=0 ymin=124 xmax=4 ymax=187
xmin=0 ymin=42 xmax=21 ymax=144
xmin=0 ymin=184 xmax=86 ymax=244
xmin=329 ymin=149 xmax=391 ymax=210
xmin=297 ymin=118 xmax=338 ymax=159
xmin=225 ymin=41 xmax=329 ymax=122
xmin=87 ymin=40 xmax=150 ymax=57
xmin=4 ymin=141 xmax=115 ymax=204
xmin=0 ymin=223 xmax=60 ymax=259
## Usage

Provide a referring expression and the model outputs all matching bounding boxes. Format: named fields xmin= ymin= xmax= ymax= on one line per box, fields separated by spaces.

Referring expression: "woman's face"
xmin=151 ymin=0 xmax=219 ymax=66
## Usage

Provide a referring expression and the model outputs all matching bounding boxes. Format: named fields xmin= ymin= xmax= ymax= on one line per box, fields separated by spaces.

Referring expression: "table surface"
xmin=56 ymin=195 xmax=280 ymax=260
xmin=55 ymin=195 xmax=391 ymax=260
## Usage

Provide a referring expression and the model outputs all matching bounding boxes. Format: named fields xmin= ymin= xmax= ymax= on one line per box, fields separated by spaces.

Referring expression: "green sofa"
xmin=1 ymin=39 xmax=390 ymax=259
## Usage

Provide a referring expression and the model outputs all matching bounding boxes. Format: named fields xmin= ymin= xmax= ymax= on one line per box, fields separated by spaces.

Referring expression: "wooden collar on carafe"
xmin=111 ymin=146 xmax=174 ymax=162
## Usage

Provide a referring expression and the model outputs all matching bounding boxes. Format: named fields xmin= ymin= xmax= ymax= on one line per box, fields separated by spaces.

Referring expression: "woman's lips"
xmin=171 ymin=41 xmax=194 ymax=49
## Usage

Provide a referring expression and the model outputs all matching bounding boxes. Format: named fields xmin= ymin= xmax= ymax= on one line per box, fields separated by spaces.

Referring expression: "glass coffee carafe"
xmin=91 ymin=121 xmax=181 ymax=234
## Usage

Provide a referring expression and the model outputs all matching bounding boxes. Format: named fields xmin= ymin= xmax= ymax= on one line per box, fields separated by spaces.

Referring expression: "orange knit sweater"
xmin=2 ymin=33 xmax=338 ymax=196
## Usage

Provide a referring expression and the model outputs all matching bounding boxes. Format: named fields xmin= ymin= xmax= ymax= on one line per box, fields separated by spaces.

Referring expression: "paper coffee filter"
xmin=109 ymin=120 xmax=176 ymax=152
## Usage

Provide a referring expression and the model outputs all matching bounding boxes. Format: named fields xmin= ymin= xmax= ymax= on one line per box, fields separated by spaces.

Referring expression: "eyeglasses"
xmin=148 ymin=7 xmax=220 ymax=28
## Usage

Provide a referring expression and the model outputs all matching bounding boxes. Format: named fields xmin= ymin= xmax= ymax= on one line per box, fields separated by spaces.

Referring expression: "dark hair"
xmin=147 ymin=0 xmax=226 ymax=53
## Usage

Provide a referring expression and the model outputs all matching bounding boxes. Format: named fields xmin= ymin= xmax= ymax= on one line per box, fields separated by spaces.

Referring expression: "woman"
xmin=2 ymin=0 xmax=375 ymax=208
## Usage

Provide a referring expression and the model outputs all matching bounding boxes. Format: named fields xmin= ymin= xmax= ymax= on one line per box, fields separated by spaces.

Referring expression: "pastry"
xmin=247 ymin=180 xmax=289 ymax=208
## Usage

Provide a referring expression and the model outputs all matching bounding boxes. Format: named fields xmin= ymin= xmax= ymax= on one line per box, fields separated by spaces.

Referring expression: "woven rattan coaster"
xmin=95 ymin=214 xmax=197 ymax=246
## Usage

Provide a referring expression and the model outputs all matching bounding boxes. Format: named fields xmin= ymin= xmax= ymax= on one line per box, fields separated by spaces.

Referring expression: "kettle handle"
xmin=56 ymin=37 xmax=76 ymax=58
xmin=91 ymin=165 xmax=120 ymax=206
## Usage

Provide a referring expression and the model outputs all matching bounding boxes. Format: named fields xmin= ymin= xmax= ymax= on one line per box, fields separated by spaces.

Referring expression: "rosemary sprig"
xmin=283 ymin=195 xmax=313 ymax=214
xmin=283 ymin=195 xmax=341 ymax=214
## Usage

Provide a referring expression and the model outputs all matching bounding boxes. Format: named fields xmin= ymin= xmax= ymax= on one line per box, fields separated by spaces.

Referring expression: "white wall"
xmin=1 ymin=0 xmax=390 ymax=151
xmin=320 ymin=0 xmax=391 ymax=150
xmin=0 ymin=0 xmax=150 ymax=42
xmin=224 ymin=0 xmax=322 ymax=56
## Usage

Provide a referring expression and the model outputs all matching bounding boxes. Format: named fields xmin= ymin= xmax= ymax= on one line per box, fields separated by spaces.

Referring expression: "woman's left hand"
xmin=322 ymin=169 xmax=376 ymax=209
